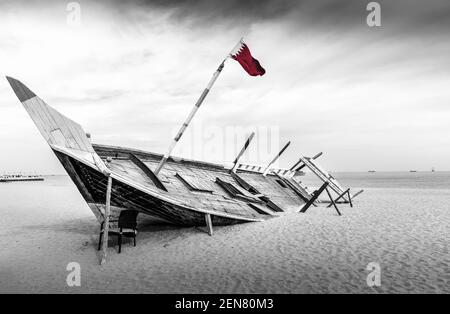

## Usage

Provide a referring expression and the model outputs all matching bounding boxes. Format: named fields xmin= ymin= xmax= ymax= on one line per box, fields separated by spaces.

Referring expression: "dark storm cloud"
xmin=110 ymin=0 xmax=364 ymax=28
xmin=105 ymin=0 xmax=450 ymax=32
xmin=6 ymin=0 xmax=450 ymax=33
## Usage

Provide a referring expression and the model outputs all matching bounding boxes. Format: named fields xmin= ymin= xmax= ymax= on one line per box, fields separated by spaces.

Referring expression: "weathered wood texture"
xmin=100 ymin=175 xmax=113 ymax=264
xmin=205 ymin=213 xmax=213 ymax=236
xmin=7 ymin=77 xmax=312 ymax=227
xmin=11 ymin=80 xmax=94 ymax=153
xmin=300 ymin=182 xmax=329 ymax=213
xmin=92 ymin=145 xmax=310 ymax=219
xmin=54 ymin=150 xmax=268 ymax=226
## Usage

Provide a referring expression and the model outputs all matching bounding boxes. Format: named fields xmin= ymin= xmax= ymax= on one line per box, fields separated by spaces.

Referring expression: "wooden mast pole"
xmin=231 ymin=132 xmax=255 ymax=173
xmin=289 ymin=159 xmax=303 ymax=171
xmin=262 ymin=141 xmax=291 ymax=176
xmin=154 ymin=39 xmax=244 ymax=176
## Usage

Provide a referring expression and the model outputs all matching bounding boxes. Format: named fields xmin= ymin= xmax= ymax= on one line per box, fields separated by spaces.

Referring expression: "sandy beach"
xmin=0 ymin=174 xmax=449 ymax=293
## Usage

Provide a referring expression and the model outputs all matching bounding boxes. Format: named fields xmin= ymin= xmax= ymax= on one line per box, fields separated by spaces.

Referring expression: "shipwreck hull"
xmin=7 ymin=76 xmax=309 ymax=227
xmin=54 ymin=149 xmax=245 ymax=226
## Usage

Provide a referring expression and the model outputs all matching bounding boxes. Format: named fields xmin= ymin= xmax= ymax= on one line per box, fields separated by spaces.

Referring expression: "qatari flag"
xmin=231 ymin=40 xmax=266 ymax=76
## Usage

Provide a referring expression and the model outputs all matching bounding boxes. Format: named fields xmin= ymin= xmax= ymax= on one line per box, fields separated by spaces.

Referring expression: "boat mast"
xmin=262 ymin=141 xmax=291 ymax=176
xmin=231 ymin=132 xmax=255 ymax=173
xmin=154 ymin=39 xmax=244 ymax=176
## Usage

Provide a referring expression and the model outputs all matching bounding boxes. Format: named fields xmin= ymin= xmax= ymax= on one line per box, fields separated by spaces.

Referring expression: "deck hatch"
xmin=215 ymin=177 xmax=262 ymax=203
xmin=276 ymin=179 xmax=288 ymax=188
xmin=230 ymin=171 xmax=260 ymax=195
xmin=247 ymin=203 xmax=272 ymax=215
xmin=175 ymin=173 xmax=213 ymax=192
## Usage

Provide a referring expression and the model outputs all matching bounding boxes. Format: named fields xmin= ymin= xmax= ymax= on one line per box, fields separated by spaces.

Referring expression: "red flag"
xmin=231 ymin=41 xmax=265 ymax=76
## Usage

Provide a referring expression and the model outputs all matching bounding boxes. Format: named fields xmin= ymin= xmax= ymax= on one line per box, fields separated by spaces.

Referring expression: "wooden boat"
xmin=6 ymin=77 xmax=312 ymax=226
xmin=0 ymin=174 xmax=44 ymax=182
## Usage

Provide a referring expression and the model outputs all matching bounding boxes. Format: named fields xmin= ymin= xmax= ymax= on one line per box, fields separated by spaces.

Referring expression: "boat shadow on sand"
xmin=18 ymin=215 xmax=212 ymax=253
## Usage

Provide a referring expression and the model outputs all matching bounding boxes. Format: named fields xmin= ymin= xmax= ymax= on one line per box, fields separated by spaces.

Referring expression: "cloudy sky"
xmin=0 ymin=0 xmax=449 ymax=174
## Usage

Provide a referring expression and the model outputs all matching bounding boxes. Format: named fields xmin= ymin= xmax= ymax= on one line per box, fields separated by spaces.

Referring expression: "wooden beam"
xmin=230 ymin=171 xmax=261 ymax=194
xmin=274 ymin=173 xmax=311 ymax=203
xmin=129 ymin=153 xmax=168 ymax=191
xmin=295 ymin=152 xmax=323 ymax=171
xmin=205 ymin=213 xmax=213 ymax=236
xmin=263 ymin=141 xmax=291 ymax=176
xmin=347 ymin=190 xmax=353 ymax=207
xmin=352 ymin=189 xmax=364 ymax=199
xmin=289 ymin=158 xmax=302 ymax=171
xmin=325 ymin=187 xmax=341 ymax=216
xmin=231 ymin=132 xmax=255 ymax=173
xmin=299 ymin=182 xmax=328 ymax=213
xmin=100 ymin=175 xmax=113 ymax=265
xmin=327 ymin=188 xmax=351 ymax=208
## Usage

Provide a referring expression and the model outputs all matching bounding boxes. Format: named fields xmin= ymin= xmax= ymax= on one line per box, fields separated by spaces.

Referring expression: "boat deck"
xmin=93 ymin=144 xmax=306 ymax=224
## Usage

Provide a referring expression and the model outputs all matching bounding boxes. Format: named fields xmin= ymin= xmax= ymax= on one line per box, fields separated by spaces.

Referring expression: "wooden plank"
xmin=22 ymin=99 xmax=51 ymax=142
xmin=247 ymin=203 xmax=275 ymax=216
xmin=231 ymin=132 xmax=255 ymax=172
xmin=263 ymin=141 xmax=291 ymax=176
xmin=205 ymin=213 xmax=213 ymax=236
xmin=299 ymin=182 xmax=328 ymax=213
xmin=176 ymin=173 xmax=213 ymax=192
xmin=230 ymin=171 xmax=260 ymax=194
xmin=325 ymin=187 xmax=341 ymax=216
xmin=289 ymin=158 xmax=302 ymax=171
xmin=299 ymin=157 xmax=347 ymax=198
xmin=100 ymin=175 xmax=112 ymax=265
xmin=215 ymin=177 xmax=263 ymax=203
xmin=352 ymin=189 xmax=364 ymax=199
xmin=129 ymin=153 xmax=168 ymax=191
xmin=20 ymin=93 xmax=94 ymax=153
xmin=327 ymin=188 xmax=351 ymax=208
xmin=295 ymin=152 xmax=323 ymax=171
xmin=274 ymin=173 xmax=310 ymax=203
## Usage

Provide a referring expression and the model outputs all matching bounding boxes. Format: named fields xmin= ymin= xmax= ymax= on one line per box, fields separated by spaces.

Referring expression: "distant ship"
xmin=368 ymin=170 xmax=376 ymax=173
xmin=0 ymin=174 xmax=44 ymax=182
xmin=409 ymin=170 xmax=417 ymax=173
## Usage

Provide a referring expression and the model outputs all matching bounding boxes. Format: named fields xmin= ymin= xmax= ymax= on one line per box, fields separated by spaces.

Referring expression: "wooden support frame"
xmin=327 ymin=188 xmax=352 ymax=208
xmin=295 ymin=152 xmax=323 ymax=172
xmin=325 ymin=187 xmax=341 ymax=216
xmin=299 ymin=182 xmax=342 ymax=216
xmin=296 ymin=156 xmax=358 ymax=209
xmin=100 ymin=175 xmax=113 ymax=265
xmin=299 ymin=182 xmax=328 ymax=213
xmin=205 ymin=213 xmax=213 ymax=236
